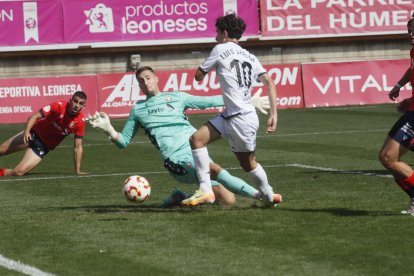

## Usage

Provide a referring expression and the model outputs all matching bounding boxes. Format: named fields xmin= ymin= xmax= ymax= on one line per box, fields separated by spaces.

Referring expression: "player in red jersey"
xmin=379 ymin=17 xmax=414 ymax=215
xmin=0 ymin=91 xmax=87 ymax=176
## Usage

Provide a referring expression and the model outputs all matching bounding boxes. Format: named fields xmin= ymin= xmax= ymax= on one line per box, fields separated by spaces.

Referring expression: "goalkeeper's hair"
xmin=215 ymin=13 xmax=246 ymax=40
xmin=73 ymin=91 xmax=87 ymax=100
xmin=136 ymin=66 xmax=155 ymax=79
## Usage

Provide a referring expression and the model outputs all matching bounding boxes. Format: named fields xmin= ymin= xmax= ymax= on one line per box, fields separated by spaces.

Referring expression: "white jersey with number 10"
xmin=199 ymin=41 xmax=267 ymax=117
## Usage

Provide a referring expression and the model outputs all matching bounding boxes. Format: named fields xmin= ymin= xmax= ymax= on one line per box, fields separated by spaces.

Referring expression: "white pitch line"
xmin=0 ymin=163 xmax=391 ymax=183
xmin=58 ymin=128 xmax=388 ymax=148
xmin=287 ymin=163 xmax=393 ymax=178
xmin=257 ymin=129 xmax=387 ymax=138
xmin=0 ymin=254 xmax=55 ymax=276
xmin=0 ymin=171 xmax=167 ymax=182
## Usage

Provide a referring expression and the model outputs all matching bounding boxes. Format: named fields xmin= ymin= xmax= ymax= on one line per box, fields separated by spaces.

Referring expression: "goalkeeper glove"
xmin=251 ymin=88 xmax=270 ymax=115
xmin=88 ymin=111 xmax=118 ymax=140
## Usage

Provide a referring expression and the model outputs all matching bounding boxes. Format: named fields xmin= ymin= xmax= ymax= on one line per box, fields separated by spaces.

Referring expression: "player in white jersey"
xmin=182 ymin=14 xmax=280 ymax=206
xmin=89 ymin=66 xmax=273 ymax=206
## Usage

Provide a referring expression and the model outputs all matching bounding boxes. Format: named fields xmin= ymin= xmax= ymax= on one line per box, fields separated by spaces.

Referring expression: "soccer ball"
xmin=122 ymin=175 xmax=151 ymax=203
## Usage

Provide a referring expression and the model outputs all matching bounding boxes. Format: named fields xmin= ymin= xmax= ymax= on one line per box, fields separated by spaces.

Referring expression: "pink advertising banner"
xmin=0 ymin=0 xmax=63 ymax=46
xmin=302 ymin=59 xmax=412 ymax=108
xmin=62 ymin=0 xmax=259 ymax=43
xmin=97 ymin=64 xmax=303 ymax=119
xmin=0 ymin=75 xmax=98 ymax=124
xmin=260 ymin=0 xmax=413 ymax=39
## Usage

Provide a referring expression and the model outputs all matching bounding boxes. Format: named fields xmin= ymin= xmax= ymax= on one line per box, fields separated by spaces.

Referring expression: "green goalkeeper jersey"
xmin=114 ymin=92 xmax=224 ymax=160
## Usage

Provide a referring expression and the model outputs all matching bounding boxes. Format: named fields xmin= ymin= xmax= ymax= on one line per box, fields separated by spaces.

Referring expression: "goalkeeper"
xmin=90 ymin=66 xmax=273 ymax=206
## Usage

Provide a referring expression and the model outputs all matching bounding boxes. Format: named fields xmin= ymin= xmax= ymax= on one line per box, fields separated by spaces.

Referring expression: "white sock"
xmin=249 ymin=163 xmax=274 ymax=201
xmin=192 ymin=147 xmax=213 ymax=193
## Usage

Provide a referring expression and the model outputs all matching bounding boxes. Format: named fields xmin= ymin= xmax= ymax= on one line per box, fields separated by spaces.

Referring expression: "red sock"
xmin=396 ymin=172 xmax=414 ymax=197
xmin=0 ymin=168 xmax=4 ymax=177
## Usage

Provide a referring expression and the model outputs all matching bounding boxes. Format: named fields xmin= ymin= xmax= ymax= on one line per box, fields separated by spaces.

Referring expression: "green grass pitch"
xmin=1 ymin=104 xmax=414 ymax=275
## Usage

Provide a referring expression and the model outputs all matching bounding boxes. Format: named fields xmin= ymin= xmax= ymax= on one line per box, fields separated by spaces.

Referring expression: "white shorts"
xmin=209 ymin=111 xmax=259 ymax=152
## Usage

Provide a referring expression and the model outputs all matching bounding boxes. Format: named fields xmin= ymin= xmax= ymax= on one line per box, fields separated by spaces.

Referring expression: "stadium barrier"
xmin=0 ymin=59 xmax=411 ymax=124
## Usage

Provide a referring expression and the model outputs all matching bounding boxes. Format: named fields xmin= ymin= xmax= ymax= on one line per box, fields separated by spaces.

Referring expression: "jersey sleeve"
xmin=39 ymin=101 xmax=60 ymax=117
xmin=199 ymin=45 xmax=220 ymax=73
xmin=254 ymin=60 xmax=267 ymax=82
xmin=113 ymin=108 xmax=140 ymax=149
xmin=180 ymin=92 xmax=224 ymax=110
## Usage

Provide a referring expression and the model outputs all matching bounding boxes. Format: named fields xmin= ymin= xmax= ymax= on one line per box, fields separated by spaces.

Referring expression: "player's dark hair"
xmin=215 ymin=13 xmax=246 ymax=40
xmin=136 ymin=66 xmax=155 ymax=79
xmin=73 ymin=91 xmax=87 ymax=100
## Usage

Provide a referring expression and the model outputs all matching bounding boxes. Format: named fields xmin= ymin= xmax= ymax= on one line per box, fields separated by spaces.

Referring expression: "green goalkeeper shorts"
xmin=164 ymin=152 xmax=219 ymax=187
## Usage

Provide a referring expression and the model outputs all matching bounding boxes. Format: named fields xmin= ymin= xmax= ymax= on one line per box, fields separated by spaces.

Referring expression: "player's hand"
xmin=76 ymin=171 xmax=88 ymax=175
xmin=88 ymin=112 xmax=118 ymax=139
xmin=389 ymin=86 xmax=401 ymax=101
xmin=266 ymin=113 xmax=277 ymax=133
xmin=22 ymin=130 xmax=32 ymax=145
xmin=397 ymin=98 xmax=411 ymax=113
xmin=252 ymin=88 xmax=270 ymax=115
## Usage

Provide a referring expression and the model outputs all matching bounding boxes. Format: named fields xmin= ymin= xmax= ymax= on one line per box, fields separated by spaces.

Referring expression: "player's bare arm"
xmin=259 ymin=73 xmax=278 ymax=133
xmin=22 ymin=111 xmax=43 ymax=145
xmin=195 ymin=67 xmax=207 ymax=81
xmin=73 ymin=138 xmax=86 ymax=175
xmin=389 ymin=67 xmax=411 ymax=101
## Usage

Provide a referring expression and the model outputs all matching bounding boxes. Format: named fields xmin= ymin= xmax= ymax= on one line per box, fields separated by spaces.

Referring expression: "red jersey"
xmin=410 ymin=47 xmax=414 ymax=88
xmin=32 ymin=101 xmax=85 ymax=150
xmin=407 ymin=48 xmax=414 ymax=111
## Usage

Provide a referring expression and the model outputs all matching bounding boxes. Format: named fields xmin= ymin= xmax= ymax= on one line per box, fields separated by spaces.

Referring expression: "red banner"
xmin=0 ymin=76 xmax=98 ymax=124
xmin=302 ymin=59 xmax=412 ymax=108
xmin=7 ymin=59 xmax=414 ymax=124
xmin=96 ymin=64 xmax=303 ymax=118
xmin=260 ymin=0 xmax=413 ymax=39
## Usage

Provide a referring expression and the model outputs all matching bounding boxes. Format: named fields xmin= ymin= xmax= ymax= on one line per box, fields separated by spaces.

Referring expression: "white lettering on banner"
xmin=193 ymin=75 xmax=210 ymax=92
xmin=0 ymin=106 xmax=32 ymax=114
xmin=267 ymin=67 xmax=299 ymax=85
xmin=122 ymin=1 xmax=208 ymax=34
xmin=0 ymin=106 xmax=12 ymax=114
xmin=312 ymin=74 xmax=395 ymax=94
xmin=42 ymin=84 xmax=81 ymax=96
xmin=0 ymin=9 xmax=13 ymax=22
xmin=122 ymin=17 xmax=207 ymax=34
xmin=266 ymin=0 xmax=303 ymax=10
xmin=164 ymin=67 xmax=298 ymax=92
xmin=0 ymin=86 xmax=40 ymax=98
xmin=267 ymin=0 xmax=413 ymax=10
xmin=267 ymin=15 xmax=321 ymax=31
xmin=329 ymin=10 xmax=408 ymax=29
xmin=125 ymin=1 xmax=208 ymax=19
xmin=310 ymin=0 xmax=412 ymax=9
xmin=102 ymin=101 xmax=135 ymax=108
xmin=268 ymin=10 xmax=409 ymax=32
xmin=277 ymin=96 xmax=302 ymax=106
xmin=13 ymin=106 xmax=32 ymax=113
xmin=102 ymin=75 xmax=145 ymax=108
xmin=164 ymin=72 xmax=220 ymax=92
